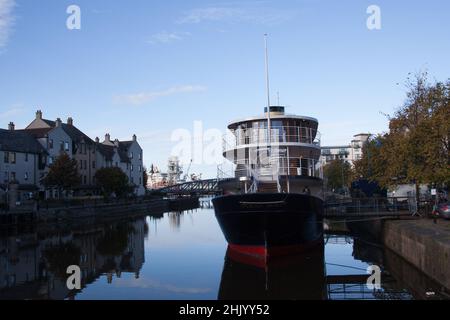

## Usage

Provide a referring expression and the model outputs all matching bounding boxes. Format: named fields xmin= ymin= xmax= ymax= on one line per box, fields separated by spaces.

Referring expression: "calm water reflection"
xmin=0 ymin=202 xmax=446 ymax=300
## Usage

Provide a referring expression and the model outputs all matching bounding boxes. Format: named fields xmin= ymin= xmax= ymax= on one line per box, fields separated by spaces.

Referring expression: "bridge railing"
xmin=157 ymin=179 xmax=223 ymax=195
xmin=324 ymin=197 xmax=418 ymax=216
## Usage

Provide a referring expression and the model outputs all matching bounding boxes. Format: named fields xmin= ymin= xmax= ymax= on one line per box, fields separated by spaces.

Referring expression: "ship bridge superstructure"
xmin=223 ymin=106 xmax=322 ymax=186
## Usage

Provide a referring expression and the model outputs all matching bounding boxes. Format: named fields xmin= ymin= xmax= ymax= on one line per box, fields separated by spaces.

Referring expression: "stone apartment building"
xmin=0 ymin=110 xmax=146 ymax=201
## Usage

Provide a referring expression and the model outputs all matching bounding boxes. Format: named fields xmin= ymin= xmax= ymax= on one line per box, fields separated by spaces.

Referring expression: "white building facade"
xmin=320 ymin=134 xmax=371 ymax=167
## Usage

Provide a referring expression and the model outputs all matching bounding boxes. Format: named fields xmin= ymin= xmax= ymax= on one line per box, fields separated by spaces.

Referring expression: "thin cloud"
xmin=0 ymin=0 xmax=15 ymax=48
xmin=114 ymin=85 xmax=207 ymax=106
xmin=177 ymin=5 xmax=295 ymax=25
xmin=0 ymin=106 xmax=24 ymax=120
xmin=147 ymin=31 xmax=191 ymax=45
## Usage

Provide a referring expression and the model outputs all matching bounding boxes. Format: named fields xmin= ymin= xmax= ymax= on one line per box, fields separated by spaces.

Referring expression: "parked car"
xmin=436 ymin=202 xmax=450 ymax=220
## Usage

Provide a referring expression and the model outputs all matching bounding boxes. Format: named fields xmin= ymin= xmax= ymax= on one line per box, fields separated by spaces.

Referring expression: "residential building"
xmin=1 ymin=110 xmax=146 ymax=200
xmin=0 ymin=123 xmax=47 ymax=203
xmin=100 ymin=133 xmax=145 ymax=196
xmin=25 ymin=112 xmax=96 ymax=193
xmin=321 ymin=134 xmax=371 ymax=167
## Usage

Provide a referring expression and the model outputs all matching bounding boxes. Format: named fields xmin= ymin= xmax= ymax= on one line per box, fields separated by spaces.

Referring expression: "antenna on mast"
xmin=264 ymin=34 xmax=272 ymax=143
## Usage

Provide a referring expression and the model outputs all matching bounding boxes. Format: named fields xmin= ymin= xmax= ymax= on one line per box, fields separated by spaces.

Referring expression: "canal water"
xmin=0 ymin=199 xmax=446 ymax=300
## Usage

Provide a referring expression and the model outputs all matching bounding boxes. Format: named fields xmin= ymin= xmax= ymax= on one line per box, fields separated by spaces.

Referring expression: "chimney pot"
xmin=67 ymin=117 xmax=73 ymax=126
xmin=8 ymin=122 xmax=15 ymax=131
xmin=95 ymin=137 xmax=100 ymax=143
xmin=133 ymin=134 xmax=137 ymax=142
xmin=114 ymin=139 xmax=120 ymax=147
xmin=105 ymin=133 xmax=111 ymax=142
xmin=36 ymin=110 xmax=43 ymax=120
xmin=56 ymin=118 xmax=62 ymax=127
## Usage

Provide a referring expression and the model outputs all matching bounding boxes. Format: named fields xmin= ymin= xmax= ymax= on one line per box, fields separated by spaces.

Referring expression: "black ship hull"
xmin=212 ymin=193 xmax=324 ymax=261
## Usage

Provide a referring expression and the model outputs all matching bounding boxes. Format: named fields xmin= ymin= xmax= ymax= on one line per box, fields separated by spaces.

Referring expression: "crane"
xmin=183 ymin=159 xmax=193 ymax=182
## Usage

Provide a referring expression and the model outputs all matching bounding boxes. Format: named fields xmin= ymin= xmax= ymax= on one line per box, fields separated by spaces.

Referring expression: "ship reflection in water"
xmin=219 ymin=245 xmax=327 ymax=300
xmin=0 ymin=206 xmax=447 ymax=300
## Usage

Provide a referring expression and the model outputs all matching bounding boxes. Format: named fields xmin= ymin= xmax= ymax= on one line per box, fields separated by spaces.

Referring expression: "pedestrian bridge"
xmin=158 ymin=179 xmax=232 ymax=196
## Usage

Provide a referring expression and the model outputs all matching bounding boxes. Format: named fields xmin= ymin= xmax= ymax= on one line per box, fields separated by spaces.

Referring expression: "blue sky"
xmin=1 ymin=0 xmax=449 ymax=177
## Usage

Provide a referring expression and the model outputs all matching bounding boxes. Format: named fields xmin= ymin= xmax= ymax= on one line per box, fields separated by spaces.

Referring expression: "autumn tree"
xmin=43 ymin=153 xmax=81 ymax=198
xmin=94 ymin=167 xmax=132 ymax=198
xmin=354 ymin=72 xmax=450 ymax=200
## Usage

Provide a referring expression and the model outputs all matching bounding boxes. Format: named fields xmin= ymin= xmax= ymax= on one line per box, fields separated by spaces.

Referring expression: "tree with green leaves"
xmin=94 ymin=167 xmax=133 ymax=198
xmin=352 ymin=135 xmax=387 ymax=183
xmin=143 ymin=166 xmax=148 ymax=191
xmin=43 ymin=153 xmax=81 ymax=198
xmin=323 ymin=159 xmax=352 ymax=192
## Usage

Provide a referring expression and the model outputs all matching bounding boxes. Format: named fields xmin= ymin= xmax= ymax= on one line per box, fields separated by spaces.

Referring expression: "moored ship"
xmin=213 ymin=36 xmax=324 ymax=262
xmin=213 ymin=105 xmax=324 ymax=261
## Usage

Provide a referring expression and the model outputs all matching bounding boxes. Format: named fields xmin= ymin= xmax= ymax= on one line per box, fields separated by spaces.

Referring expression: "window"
xmin=130 ymin=152 xmax=134 ymax=159
xmin=24 ymin=172 xmax=29 ymax=181
xmin=10 ymin=172 xmax=16 ymax=181
xmin=4 ymin=152 xmax=8 ymax=163
xmin=139 ymin=152 xmax=142 ymax=160
xmin=92 ymin=161 xmax=96 ymax=169
xmin=79 ymin=160 xmax=83 ymax=169
xmin=80 ymin=143 xmax=87 ymax=155
xmin=10 ymin=152 xmax=16 ymax=164
xmin=139 ymin=165 xmax=142 ymax=172
xmin=131 ymin=164 xmax=134 ymax=172
xmin=131 ymin=177 xmax=134 ymax=184
xmin=84 ymin=160 xmax=87 ymax=169
xmin=49 ymin=157 xmax=54 ymax=165
xmin=25 ymin=153 xmax=29 ymax=162
xmin=83 ymin=175 xmax=87 ymax=185
xmin=4 ymin=172 xmax=8 ymax=183
xmin=64 ymin=142 xmax=70 ymax=151
xmin=116 ymin=162 xmax=119 ymax=167
xmin=49 ymin=139 xmax=54 ymax=149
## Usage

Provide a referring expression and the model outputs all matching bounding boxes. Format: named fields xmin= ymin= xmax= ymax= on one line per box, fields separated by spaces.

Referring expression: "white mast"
xmin=264 ymin=34 xmax=272 ymax=144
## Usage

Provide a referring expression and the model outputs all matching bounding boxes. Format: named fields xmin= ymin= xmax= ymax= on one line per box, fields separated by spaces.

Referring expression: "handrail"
xmin=231 ymin=157 xmax=323 ymax=179
xmin=223 ymin=127 xmax=322 ymax=152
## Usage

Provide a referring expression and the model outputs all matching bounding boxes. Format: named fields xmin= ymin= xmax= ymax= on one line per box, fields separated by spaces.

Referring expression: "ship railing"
xmin=233 ymin=157 xmax=323 ymax=179
xmin=216 ymin=163 xmax=235 ymax=180
xmin=223 ymin=127 xmax=321 ymax=152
